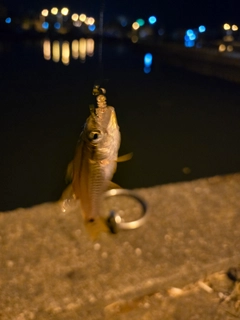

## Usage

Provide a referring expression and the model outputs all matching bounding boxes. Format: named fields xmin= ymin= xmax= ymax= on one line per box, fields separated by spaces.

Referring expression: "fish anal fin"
xmin=117 ymin=152 xmax=133 ymax=162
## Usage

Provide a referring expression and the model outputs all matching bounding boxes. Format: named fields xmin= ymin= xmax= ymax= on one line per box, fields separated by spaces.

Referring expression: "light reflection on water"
xmin=43 ymin=38 xmax=95 ymax=64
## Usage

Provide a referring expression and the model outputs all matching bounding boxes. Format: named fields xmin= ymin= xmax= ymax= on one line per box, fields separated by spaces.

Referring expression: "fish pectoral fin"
xmin=117 ymin=152 xmax=133 ymax=162
xmin=107 ymin=181 xmax=121 ymax=190
xmin=60 ymin=183 xmax=75 ymax=200
xmin=65 ymin=160 xmax=73 ymax=183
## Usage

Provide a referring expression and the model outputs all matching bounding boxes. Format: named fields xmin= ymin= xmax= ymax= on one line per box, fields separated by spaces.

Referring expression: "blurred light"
xmin=51 ymin=7 xmax=58 ymax=15
xmin=189 ymin=34 xmax=196 ymax=40
xmin=61 ymin=7 xmax=69 ymax=16
xmin=158 ymin=28 xmax=165 ymax=36
xmin=86 ymin=38 xmax=94 ymax=56
xmin=148 ymin=16 xmax=157 ymax=24
xmin=232 ymin=24 xmax=238 ymax=31
xmin=131 ymin=35 xmax=138 ymax=43
xmin=219 ymin=44 xmax=226 ymax=52
xmin=227 ymin=45 xmax=233 ymax=52
xmin=71 ymin=13 xmax=78 ymax=21
xmin=5 ymin=17 xmax=11 ymax=24
xmin=198 ymin=25 xmax=206 ymax=33
xmin=73 ymin=21 xmax=82 ymax=27
xmin=88 ymin=17 xmax=95 ymax=25
xmin=43 ymin=39 xmax=51 ymax=60
xmin=62 ymin=41 xmax=70 ymax=65
xmin=79 ymin=14 xmax=86 ymax=22
xmin=54 ymin=22 xmax=61 ymax=29
xmin=136 ymin=18 xmax=145 ymax=26
xmin=223 ymin=23 xmax=230 ymax=30
xmin=144 ymin=66 xmax=151 ymax=74
xmin=120 ymin=17 xmax=127 ymax=27
xmin=144 ymin=53 xmax=152 ymax=67
xmin=42 ymin=22 xmax=49 ymax=29
xmin=184 ymin=39 xmax=195 ymax=47
xmin=41 ymin=9 xmax=49 ymax=17
xmin=88 ymin=25 xmax=96 ymax=32
xmin=186 ymin=29 xmax=194 ymax=37
xmin=223 ymin=35 xmax=234 ymax=42
xmin=79 ymin=38 xmax=86 ymax=61
xmin=132 ymin=22 xmax=140 ymax=30
xmin=72 ymin=40 xmax=79 ymax=59
xmin=52 ymin=41 xmax=60 ymax=62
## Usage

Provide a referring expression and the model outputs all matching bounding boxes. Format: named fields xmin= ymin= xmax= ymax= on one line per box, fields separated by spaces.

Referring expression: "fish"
xmin=64 ymin=86 xmax=124 ymax=223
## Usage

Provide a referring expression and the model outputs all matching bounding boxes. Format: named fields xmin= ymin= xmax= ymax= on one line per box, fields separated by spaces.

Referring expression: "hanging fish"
xmin=62 ymin=86 xmax=132 ymax=223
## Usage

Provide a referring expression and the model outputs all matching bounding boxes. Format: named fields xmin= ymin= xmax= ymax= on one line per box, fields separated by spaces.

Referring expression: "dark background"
xmin=1 ymin=38 xmax=240 ymax=211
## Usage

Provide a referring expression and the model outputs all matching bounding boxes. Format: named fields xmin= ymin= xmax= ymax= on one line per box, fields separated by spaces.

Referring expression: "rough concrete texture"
xmin=1 ymin=173 xmax=240 ymax=319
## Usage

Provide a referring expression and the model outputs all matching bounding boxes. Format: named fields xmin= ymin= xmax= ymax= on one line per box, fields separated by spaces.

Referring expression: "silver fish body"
xmin=71 ymin=98 xmax=121 ymax=222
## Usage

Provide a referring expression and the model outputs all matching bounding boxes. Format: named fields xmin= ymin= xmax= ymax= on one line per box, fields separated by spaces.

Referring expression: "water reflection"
xmin=43 ymin=38 xmax=94 ymax=64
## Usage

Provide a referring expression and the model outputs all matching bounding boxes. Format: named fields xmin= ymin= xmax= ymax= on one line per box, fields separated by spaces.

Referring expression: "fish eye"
xmin=88 ymin=131 xmax=101 ymax=142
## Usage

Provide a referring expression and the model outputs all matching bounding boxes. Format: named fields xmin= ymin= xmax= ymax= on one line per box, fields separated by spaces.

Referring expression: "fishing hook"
xmin=104 ymin=189 xmax=148 ymax=234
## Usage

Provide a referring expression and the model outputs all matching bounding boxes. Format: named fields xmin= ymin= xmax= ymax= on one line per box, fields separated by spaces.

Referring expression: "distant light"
xmin=232 ymin=24 xmax=238 ymax=31
xmin=121 ymin=20 xmax=127 ymax=27
xmin=71 ymin=13 xmax=78 ymax=21
xmin=52 ymin=41 xmax=60 ymax=62
xmin=189 ymin=34 xmax=196 ymax=40
xmin=186 ymin=29 xmax=194 ymax=37
xmin=88 ymin=17 xmax=95 ymax=25
xmin=72 ymin=40 xmax=79 ymax=59
xmin=144 ymin=53 xmax=153 ymax=67
xmin=148 ymin=16 xmax=157 ymax=24
xmin=61 ymin=7 xmax=69 ymax=16
xmin=223 ymin=23 xmax=231 ymax=30
xmin=41 ymin=9 xmax=49 ymax=17
xmin=158 ymin=28 xmax=165 ymax=36
xmin=79 ymin=14 xmax=86 ymax=22
xmin=73 ymin=21 xmax=82 ymax=27
xmin=219 ymin=44 xmax=226 ymax=52
xmin=62 ymin=41 xmax=70 ymax=65
xmin=144 ymin=66 xmax=151 ymax=74
xmin=131 ymin=35 xmax=138 ymax=43
xmin=42 ymin=22 xmax=49 ymax=29
xmin=132 ymin=22 xmax=140 ymax=30
xmin=227 ymin=45 xmax=233 ymax=52
xmin=43 ymin=39 xmax=51 ymax=60
xmin=51 ymin=7 xmax=58 ymax=15
xmin=54 ymin=22 xmax=61 ymax=29
xmin=88 ymin=24 xmax=96 ymax=31
xmin=86 ymin=38 xmax=94 ymax=57
xmin=198 ymin=25 xmax=206 ymax=33
xmin=5 ymin=17 xmax=11 ymax=24
xmin=184 ymin=40 xmax=195 ymax=47
xmin=136 ymin=18 xmax=145 ymax=27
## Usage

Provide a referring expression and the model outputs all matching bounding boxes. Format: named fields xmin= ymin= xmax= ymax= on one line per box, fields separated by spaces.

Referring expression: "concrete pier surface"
xmin=1 ymin=173 xmax=240 ymax=319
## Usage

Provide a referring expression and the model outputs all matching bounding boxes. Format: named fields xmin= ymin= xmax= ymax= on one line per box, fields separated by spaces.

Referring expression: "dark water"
xmin=1 ymin=37 xmax=240 ymax=211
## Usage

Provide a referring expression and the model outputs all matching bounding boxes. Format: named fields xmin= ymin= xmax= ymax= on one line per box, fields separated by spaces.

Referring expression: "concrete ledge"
xmin=1 ymin=173 xmax=240 ymax=319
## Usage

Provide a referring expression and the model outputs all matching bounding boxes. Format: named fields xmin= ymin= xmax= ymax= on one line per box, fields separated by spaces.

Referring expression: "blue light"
xmin=189 ymin=34 xmax=196 ymax=40
xmin=144 ymin=53 xmax=152 ymax=67
xmin=184 ymin=40 xmax=195 ymax=48
xmin=120 ymin=20 xmax=127 ymax=27
xmin=148 ymin=16 xmax=157 ymax=24
xmin=42 ymin=22 xmax=49 ymax=29
xmin=199 ymin=25 xmax=206 ymax=33
xmin=144 ymin=66 xmax=151 ymax=74
xmin=88 ymin=24 xmax=96 ymax=31
xmin=186 ymin=29 xmax=194 ymax=37
xmin=54 ymin=22 xmax=61 ymax=29
xmin=5 ymin=17 xmax=11 ymax=24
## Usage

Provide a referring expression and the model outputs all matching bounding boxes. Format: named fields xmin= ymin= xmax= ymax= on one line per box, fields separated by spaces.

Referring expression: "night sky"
xmin=4 ymin=0 xmax=240 ymax=29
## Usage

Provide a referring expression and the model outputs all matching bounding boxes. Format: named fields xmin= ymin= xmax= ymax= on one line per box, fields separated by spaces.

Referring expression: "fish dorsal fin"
xmin=117 ymin=152 xmax=133 ymax=162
